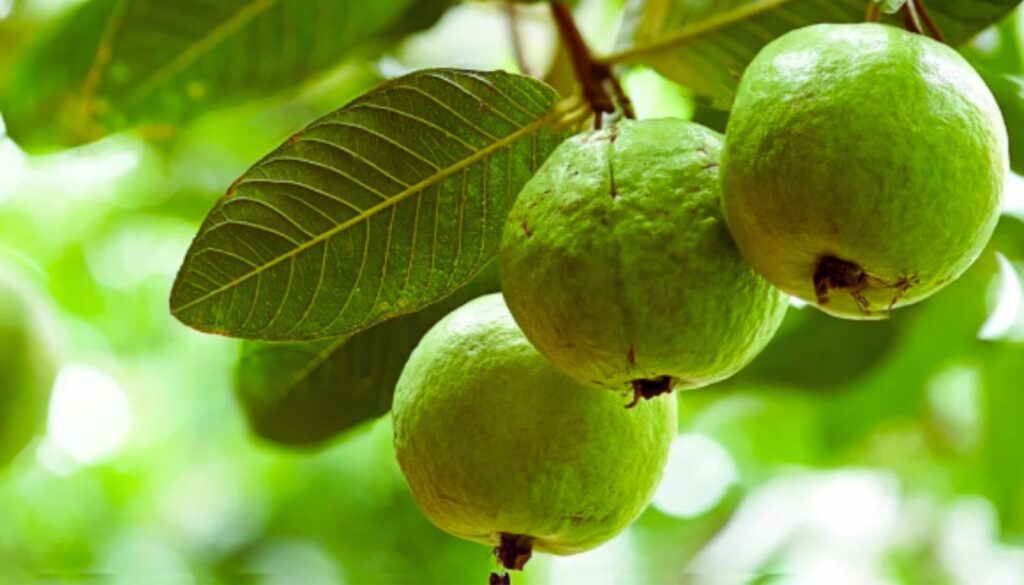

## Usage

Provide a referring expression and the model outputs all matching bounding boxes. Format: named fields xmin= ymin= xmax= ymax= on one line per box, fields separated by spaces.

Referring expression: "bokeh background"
xmin=1 ymin=1 xmax=1023 ymax=583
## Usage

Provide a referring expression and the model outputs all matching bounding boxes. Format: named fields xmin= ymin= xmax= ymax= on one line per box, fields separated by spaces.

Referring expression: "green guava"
xmin=392 ymin=293 xmax=676 ymax=570
xmin=499 ymin=118 xmax=788 ymax=399
xmin=0 ymin=269 xmax=57 ymax=469
xmin=721 ymin=23 xmax=1008 ymax=319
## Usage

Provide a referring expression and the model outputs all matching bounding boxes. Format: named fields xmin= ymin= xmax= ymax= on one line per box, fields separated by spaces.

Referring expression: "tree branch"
xmin=549 ymin=1 xmax=633 ymax=128
xmin=913 ymin=0 xmax=946 ymax=43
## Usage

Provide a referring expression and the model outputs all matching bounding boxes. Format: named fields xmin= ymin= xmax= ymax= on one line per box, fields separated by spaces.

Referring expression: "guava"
xmin=0 ymin=269 xmax=57 ymax=469
xmin=392 ymin=293 xmax=676 ymax=573
xmin=499 ymin=118 xmax=788 ymax=400
xmin=721 ymin=23 xmax=1008 ymax=319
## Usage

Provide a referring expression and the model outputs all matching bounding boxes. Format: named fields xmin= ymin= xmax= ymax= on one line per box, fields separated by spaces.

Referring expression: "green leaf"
xmin=734 ymin=307 xmax=901 ymax=392
xmin=0 ymin=0 xmax=452 ymax=150
xmin=979 ymin=343 xmax=1024 ymax=535
xmin=170 ymin=68 xmax=566 ymax=341
xmin=818 ymin=252 xmax=998 ymax=450
xmin=873 ymin=0 xmax=908 ymax=14
xmin=614 ymin=0 xmax=1022 ymax=108
xmin=234 ymin=263 xmax=499 ymax=449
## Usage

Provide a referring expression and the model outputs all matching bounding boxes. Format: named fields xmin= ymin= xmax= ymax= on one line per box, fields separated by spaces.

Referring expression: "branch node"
xmin=549 ymin=1 xmax=633 ymax=127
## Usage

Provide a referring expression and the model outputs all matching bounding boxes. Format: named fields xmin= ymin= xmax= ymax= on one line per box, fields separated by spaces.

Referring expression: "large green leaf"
xmin=733 ymin=307 xmax=901 ymax=392
xmin=614 ymin=0 xmax=1022 ymax=107
xmin=0 ymin=0 xmax=452 ymax=150
xmin=170 ymin=68 xmax=566 ymax=341
xmin=234 ymin=264 xmax=499 ymax=449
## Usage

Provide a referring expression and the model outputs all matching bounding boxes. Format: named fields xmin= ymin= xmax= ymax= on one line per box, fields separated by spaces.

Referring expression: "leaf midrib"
xmin=601 ymin=0 xmax=800 ymax=64
xmin=278 ymin=337 xmax=349 ymax=401
xmin=78 ymin=0 xmax=130 ymax=138
xmin=123 ymin=0 xmax=281 ymax=107
xmin=172 ymin=103 xmax=564 ymax=315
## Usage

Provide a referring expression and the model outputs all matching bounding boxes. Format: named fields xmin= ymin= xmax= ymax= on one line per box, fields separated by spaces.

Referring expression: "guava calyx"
xmin=496 ymin=533 xmax=533 ymax=570
xmin=626 ymin=376 xmax=674 ymax=408
xmin=489 ymin=534 xmax=533 ymax=584
xmin=813 ymin=256 xmax=870 ymax=309
xmin=813 ymin=255 xmax=920 ymax=315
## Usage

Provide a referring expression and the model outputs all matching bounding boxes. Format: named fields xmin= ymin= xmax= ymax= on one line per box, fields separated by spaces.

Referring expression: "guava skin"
xmin=500 ymin=118 xmax=788 ymax=392
xmin=0 ymin=271 xmax=57 ymax=469
xmin=722 ymin=23 xmax=1008 ymax=319
xmin=392 ymin=294 xmax=677 ymax=557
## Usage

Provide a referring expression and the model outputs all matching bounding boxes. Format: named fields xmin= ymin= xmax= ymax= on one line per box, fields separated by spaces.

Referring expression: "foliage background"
xmin=0 ymin=0 xmax=1023 ymax=583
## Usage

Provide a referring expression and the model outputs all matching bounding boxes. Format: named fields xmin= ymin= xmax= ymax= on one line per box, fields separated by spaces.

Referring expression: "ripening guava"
xmin=392 ymin=294 xmax=676 ymax=570
xmin=721 ymin=23 xmax=1008 ymax=319
xmin=500 ymin=118 xmax=788 ymax=400
xmin=0 ymin=269 xmax=57 ymax=469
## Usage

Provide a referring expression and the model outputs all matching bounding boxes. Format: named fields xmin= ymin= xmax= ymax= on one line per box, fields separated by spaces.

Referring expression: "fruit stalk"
xmin=900 ymin=0 xmax=945 ymax=42
xmin=912 ymin=0 xmax=945 ymax=42
xmin=900 ymin=1 xmax=925 ymax=35
xmin=549 ymin=1 xmax=634 ymax=127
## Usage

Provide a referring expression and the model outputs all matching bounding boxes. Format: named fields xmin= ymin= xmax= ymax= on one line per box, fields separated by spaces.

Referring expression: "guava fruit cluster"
xmin=0 ymin=269 xmax=57 ymax=469
xmin=392 ymin=22 xmax=1007 ymax=580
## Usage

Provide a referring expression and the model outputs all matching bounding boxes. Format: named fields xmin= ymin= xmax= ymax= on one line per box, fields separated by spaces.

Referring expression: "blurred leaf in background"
xmin=615 ymin=0 xmax=1020 ymax=107
xmin=235 ymin=262 xmax=500 ymax=449
xmin=0 ymin=0 xmax=453 ymax=150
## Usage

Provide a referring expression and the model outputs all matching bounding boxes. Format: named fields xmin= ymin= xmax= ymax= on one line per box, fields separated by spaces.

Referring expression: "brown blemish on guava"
xmin=626 ymin=376 xmax=673 ymax=408
xmin=490 ymin=573 xmax=511 ymax=585
xmin=626 ymin=344 xmax=636 ymax=365
xmin=519 ymin=218 xmax=533 ymax=238
xmin=567 ymin=514 xmax=592 ymax=525
xmin=607 ymin=133 xmax=620 ymax=199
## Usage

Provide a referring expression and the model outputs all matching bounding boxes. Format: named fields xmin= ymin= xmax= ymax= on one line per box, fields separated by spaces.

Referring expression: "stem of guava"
xmin=912 ymin=0 xmax=945 ymax=43
xmin=549 ymin=1 xmax=634 ymax=129
xmin=900 ymin=1 xmax=945 ymax=42
xmin=900 ymin=1 xmax=925 ymax=35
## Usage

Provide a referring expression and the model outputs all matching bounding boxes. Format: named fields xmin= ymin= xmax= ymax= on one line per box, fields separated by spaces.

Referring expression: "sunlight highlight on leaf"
xmin=978 ymin=253 xmax=1023 ymax=340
